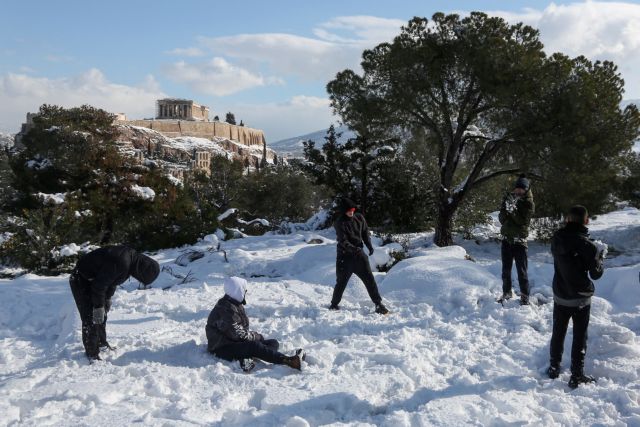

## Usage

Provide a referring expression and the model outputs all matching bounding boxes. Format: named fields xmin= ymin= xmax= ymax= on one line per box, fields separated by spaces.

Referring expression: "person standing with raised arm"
xmin=498 ymin=174 xmax=535 ymax=305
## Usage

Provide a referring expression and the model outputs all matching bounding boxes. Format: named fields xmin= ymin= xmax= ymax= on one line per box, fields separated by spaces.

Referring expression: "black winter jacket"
xmin=334 ymin=213 xmax=373 ymax=257
xmin=499 ymin=190 xmax=534 ymax=245
xmin=551 ymin=222 xmax=604 ymax=306
xmin=206 ymin=295 xmax=262 ymax=352
xmin=75 ymin=246 xmax=138 ymax=308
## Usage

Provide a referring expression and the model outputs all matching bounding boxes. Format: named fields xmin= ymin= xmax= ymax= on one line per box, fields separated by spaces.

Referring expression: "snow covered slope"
xmin=269 ymin=125 xmax=355 ymax=158
xmin=1 ymin=209 xmax=640 ymax=426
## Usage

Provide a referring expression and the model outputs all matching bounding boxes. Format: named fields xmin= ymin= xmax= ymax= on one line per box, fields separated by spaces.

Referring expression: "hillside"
xmin=117 ymin=125 xmax=280 ymax=172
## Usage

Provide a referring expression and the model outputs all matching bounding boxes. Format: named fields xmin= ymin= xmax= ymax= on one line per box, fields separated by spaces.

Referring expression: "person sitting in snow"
xmin=329 ymin=197 xmax=389 ymax=314
xmin=547 ymin=205 xmax=605 ymax=389
xmin=69 ymin=245 xmax=160 ymax=361
xmin=498 ymin=174 xmax=535 ymax=305
xmin=206 ymin=276 xmax=305 ymax=372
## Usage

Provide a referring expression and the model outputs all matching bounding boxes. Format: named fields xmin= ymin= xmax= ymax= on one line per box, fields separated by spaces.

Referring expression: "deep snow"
xmin=1 ymin=209 xmax=639 ymax=426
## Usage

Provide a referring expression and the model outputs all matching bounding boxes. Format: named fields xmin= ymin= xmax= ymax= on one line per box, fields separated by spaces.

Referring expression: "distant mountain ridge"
xmin=270 ymin=125 xmax=355 ymax=158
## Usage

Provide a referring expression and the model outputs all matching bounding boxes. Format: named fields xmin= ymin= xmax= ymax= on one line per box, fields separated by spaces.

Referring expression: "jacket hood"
xmin=224 ymin=276 xmax=247 ymax=304
xmin=339 ymin=197 xmax=357 ymax=213
xmin=131 ymin=254 xmax=160 ymax=285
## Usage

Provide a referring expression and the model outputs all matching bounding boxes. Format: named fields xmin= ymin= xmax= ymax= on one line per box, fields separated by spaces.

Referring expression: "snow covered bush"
xmin=2 ymin=105 xmax=207 ymax=273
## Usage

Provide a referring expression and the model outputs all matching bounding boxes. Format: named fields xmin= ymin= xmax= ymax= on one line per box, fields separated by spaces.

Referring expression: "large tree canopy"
xmin=328 ymin=12 xmax=639 ymax=245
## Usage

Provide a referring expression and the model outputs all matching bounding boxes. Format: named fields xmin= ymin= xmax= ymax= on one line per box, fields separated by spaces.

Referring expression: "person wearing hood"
xmin=330 ymin=197 xmax=389 ymax=314
xmin=206 ymin=276 xmax=305 ymax=371
xmin=547 ymin=205 xmax=604 ymax=389
xmin=69 ymin=245 xmax=160 ymax=360
xmin=498 ymin=174 xmax=535 ymax=305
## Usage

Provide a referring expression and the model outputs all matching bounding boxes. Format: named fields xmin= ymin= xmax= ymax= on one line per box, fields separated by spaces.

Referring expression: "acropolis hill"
xmin=119 ymin=98 xmax=267 ymax=148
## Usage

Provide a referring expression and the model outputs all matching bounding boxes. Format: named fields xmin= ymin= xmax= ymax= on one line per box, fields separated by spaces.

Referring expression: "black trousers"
xmin=501 ymin=240 xmax=530 ymax=296
xmin=331 ymin=250 xmax=382 ymax=306
xmin=549 ymin=303 xmax=591 ymax=374
xmin=214 ymin=339 xmax=285 ymax=364
xmin=69 ymin=271 xmax=108 ymax=358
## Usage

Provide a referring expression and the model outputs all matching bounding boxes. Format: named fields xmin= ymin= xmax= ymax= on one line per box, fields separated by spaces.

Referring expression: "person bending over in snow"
xmin=330 ymin=197 xmax=389 ymax=314
xmin=206 ymin=276 xmax=305 ymax=372
xmin=547 ymin=205 xmax=605 ymax=389
xmin=498 ymin=174 xmax=535 ymax=305
xmin=69 ymin=245 xmax=160 ymax=361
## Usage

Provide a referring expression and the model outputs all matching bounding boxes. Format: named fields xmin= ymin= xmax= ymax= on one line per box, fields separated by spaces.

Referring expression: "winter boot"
xmin=375 ymin=303 xmax=389 ymax=315
xmin=501 ymin=291 xmax=513 ymax=301
xmin=568 ymin=373 xmax=596 ymax=389
xmin=283 ymin=349 xmax=305 ymax=371
xmin=329 ymin=303 xmax=340 ymax=311
xmin=547 ymin=365 xmax=560 ymax=379
xmin=239 ymin=358 xmax=256 ymax=373
xmin=520 ymin=294 xmax=530 ymax=306
xmin=87 ymin=353 xmax=101 ymax=362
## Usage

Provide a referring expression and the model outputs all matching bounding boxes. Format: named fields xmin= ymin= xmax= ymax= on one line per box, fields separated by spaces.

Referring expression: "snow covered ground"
xmin=1 ymin=208 xmax=639 ymax=426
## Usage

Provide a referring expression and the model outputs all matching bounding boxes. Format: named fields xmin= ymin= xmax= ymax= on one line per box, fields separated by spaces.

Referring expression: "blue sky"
xmin=1 ymin=0 xmax=640 ymax=141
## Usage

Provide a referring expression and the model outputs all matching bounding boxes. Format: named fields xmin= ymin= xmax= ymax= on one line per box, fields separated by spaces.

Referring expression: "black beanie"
xmin=131 ymin=254 xmax=160 ymax=285
xmin=339 ymin=197 xmax=357 ymax=212
xmin=514 ymin=174 xmax=530 ymax=191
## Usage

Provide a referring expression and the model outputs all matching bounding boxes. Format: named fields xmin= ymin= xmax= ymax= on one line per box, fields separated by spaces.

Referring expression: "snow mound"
xmin=381 ymin=245 xmax=497 ymax=309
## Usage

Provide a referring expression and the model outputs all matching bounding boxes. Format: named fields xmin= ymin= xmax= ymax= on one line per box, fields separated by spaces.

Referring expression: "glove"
xmin=92 ymin=307 xmax=106 ymax=325
xmin=105 ymin=298 xmax=112 ymax=313
xmin=368 ymin=247 xmax=374 ymax=256
xmin=253 ymin=332 xmax=264 ymax=341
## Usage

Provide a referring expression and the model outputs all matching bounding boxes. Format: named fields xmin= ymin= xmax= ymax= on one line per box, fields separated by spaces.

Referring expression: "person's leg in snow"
xmin=352 ymin=251 xmax=388 ymax=314
xmin=69 ymin=272 xmax=100 ymax=360
xmin=513 ymin=243 xmax=530 ymax=304
xmin=214 ymin=339 xmax=304 ymax=371
xmin=568 ymin=304 xmax=595 ymax=388
xmin=549 ymin=303 xmax=572 ymax=378
xmin=331 ymin=255 xmax=355 ymax=309
xmin=98 ymin=298 xmax=115 ymax=350
xmin=500 ymin=240 xmax=515 ymax=300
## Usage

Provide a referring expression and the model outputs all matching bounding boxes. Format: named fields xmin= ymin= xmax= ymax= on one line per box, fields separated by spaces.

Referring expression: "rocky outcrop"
xmin=116 ymin=125 xmax=278 ymax=169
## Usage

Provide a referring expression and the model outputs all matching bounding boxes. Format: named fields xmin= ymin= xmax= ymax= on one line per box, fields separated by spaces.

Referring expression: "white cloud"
xmin=486 ymin=1 xmax=640 ymax=98
xmin=222 ymin=95 xmax=334 ymax=142
xmin=196 ymin=33 xmax=355 ymax=82
xmin=165 ymin=47 xmax=205 ymax=57
xmin=168 ymin=16 xmax=403 ymax=84
xmin=0 ymin=69 xmax=165 ymax=133
xmin=314 ymin=15 xmax=405 ymax=44
xmin=164 ymin=57 xmax=282 ymax=96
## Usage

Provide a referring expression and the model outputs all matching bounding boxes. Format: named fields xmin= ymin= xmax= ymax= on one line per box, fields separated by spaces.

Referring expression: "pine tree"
xmin=225 ymin=112 xmax=236 ymax=125
xmin=328 ymin=13 xmax=640 ymax=245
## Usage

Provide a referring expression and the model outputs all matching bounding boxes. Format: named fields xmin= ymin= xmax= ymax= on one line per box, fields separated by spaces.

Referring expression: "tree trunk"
xmin=434 ymin=198 xmax=455 ymax=247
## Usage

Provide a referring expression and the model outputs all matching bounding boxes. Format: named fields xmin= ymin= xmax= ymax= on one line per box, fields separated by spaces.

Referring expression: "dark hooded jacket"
xmin=499 ymin=189 xmax=534 ymax=245
xmin=206 ymin=295 xmax=262 ymax=352
xmin=334 ymin=198 xmax=373 ymax=257
xmin=551 ymin=222 xmax=604 ymax=307
xmin=75 ymin=246 xmax=159 ymax=308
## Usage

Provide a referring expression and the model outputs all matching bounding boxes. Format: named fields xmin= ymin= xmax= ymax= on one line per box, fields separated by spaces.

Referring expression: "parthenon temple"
xmin=156 ymin=99 xmax=209 ymax=121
